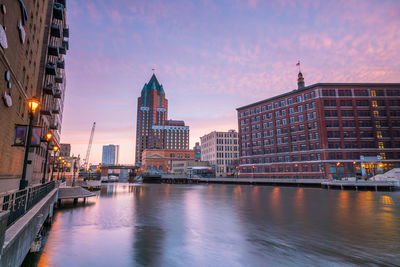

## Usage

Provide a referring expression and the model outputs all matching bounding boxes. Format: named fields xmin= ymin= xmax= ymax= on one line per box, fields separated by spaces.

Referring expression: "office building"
xmin=200 ymin=130 xmax=239 ymax=177
xmin=135 ymin=74 xmax=189 ymax=166
xmin=60 ymin=143 xmax=71 ymax=157
xmin=237 ymin=73 xmax=400 ymax=179
xmin=102 ymin=145 xmax=119 ymax=165
xmin=193 ymin=142 xmax=201 ymax=161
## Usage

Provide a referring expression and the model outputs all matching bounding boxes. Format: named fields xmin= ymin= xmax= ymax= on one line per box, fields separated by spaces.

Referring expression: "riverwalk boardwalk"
xmin=155 ymin=175 xmax=400 ymax=191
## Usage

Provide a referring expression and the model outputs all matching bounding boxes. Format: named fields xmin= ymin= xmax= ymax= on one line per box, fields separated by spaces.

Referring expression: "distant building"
xmin=102 ymin=145 xmax=119 ymax=165
xmin=236 ymin=72 xmax=400 ymax=179
xmin=170 ymin=159 xmax=209 ymax=175
xmin=135 ymin=74 xmax=190 ymax=166
xmin=60 ymin=144 xmax=71 ymax=157
xmin=141 ymin=149 xmax=195 ymax=174
xmin=193 ymin=142 xmax=201 ymax=161
xmin=200 ymin=130 xmax=239 ymax=177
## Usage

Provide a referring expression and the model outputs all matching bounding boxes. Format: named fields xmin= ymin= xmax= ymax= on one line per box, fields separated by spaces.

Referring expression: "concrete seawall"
xmin=0 ymin=188 xmax=58 ymax=267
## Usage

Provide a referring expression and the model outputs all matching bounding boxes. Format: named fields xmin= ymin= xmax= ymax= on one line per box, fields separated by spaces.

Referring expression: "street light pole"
xmin=20 ymin=98 xmax=40 ymax=190
xmin=72 ymin=157 xmax=77 ymax=187
xmin=42 ymin=132 xmax=53 ymax=184
xmin=51 ymin=146 xmax=58 ymax=181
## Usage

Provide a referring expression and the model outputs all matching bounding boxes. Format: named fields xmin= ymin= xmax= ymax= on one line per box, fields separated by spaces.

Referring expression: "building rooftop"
xmin=236 ymin=82 xmax=400 ymax=111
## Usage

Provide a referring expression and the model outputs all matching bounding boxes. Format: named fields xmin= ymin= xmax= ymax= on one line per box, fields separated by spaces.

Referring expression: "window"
xmin=340 ymin=100 xmax=352 ymax=106
xmin=298 ymin=115 xmax=304 ymax=122
xmin=354 ymin=89 xmax=368 ymax=96
xmin=338 ymin=90 xmax=352 ymax=96
xmin=322 ymin=90 xmax=336 ymax=96
xmin=289 ymin=107 xmax=294 ymax=114
xmin=297 ymin=105 xmax=303 ymax=112
xmin=282 ymin=118 xmax=287 ymax=125
xmin=288 ymin=98 xmax=293 ymax=104
xmin=324 ymin=100 xmax=337 ymax=107
xmin=296 ymin=95 xmax=302 ymax=102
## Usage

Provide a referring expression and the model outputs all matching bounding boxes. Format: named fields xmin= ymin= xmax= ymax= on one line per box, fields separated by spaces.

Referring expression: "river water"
xmin=23 ymin=183 xmax=400 ymax=267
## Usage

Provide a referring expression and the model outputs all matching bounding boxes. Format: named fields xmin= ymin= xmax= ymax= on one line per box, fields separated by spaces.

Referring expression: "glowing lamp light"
xmin=46 ymin=132 xmax=53 ymax=141
xmin=53 ymin=145 xmax=59 ymax=152
xmin=27 ymin=98 xmax=40 ymax=115
xmin=336 ymin=162 xmax=340 ymax=166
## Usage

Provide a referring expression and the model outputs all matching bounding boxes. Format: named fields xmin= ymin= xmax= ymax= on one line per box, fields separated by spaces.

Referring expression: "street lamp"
xmin=51 ymin=145 xmax=59 ymax=181
xmin=252 ymin=165 xmax=255 ymax=179
xmin=41 ymin=132 xmax=53 ymax=184
xmin=20 ymin=97 xmax=40 ymax=190
xmin=72 ymin=157 xmax=78 ymax=186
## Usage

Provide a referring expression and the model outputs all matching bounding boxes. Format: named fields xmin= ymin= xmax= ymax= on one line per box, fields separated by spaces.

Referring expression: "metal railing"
xmin=1 ymin=181 xmax=55 ymax=227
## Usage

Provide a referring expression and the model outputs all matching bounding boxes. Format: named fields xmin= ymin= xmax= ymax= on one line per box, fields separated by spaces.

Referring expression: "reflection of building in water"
xmin=132 ymin=186 xmax=164 ymax=266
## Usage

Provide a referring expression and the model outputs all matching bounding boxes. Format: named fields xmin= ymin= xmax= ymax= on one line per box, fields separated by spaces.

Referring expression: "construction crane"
xmin=83 ymin=122 xmax=96 ymax=171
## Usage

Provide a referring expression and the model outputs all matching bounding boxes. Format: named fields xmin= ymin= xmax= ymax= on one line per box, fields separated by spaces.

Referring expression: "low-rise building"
xmin=141 ymin=149 xmax=195 ymax=174
xmin=170 ymin=159 xmax=209 ymax=174
xmin=200 ymin=130 xmax=239 ymax=177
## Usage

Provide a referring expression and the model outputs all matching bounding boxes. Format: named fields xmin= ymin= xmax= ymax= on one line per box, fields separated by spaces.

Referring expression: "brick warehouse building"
xmin=135 ymin=74 xmax=190 ymax=166
xmin=0 ymin=0 xmax=69 ymax=192
xmin=237 ymin=73 xmax=400 ymax=179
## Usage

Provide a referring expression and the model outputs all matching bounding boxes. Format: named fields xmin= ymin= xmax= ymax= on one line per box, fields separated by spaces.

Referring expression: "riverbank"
xmin=156 ymin=176 xmax=400 ymax=191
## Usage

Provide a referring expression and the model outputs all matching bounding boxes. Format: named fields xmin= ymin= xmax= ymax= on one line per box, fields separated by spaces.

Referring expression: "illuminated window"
xmin=373 ymin=110 xmax=379 ymax=117
xmin=372 ymin=100 xmax=378 ymax=107
xmin=377 ymin=131 xmax=382 ymax=138
xmin=379 ymin=153 xmax=386 ymax=160
xmin=376 ymin=121 xmax=381 ymax=128
xmin=370 ymin=90 xmax=376 ymax=97
xmin=378 ymin=142 xmax=384 ymax=149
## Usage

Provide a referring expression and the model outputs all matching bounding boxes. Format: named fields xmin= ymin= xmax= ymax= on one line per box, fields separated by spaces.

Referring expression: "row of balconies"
xmin=43 ymin=83 xmax=62 ymax=99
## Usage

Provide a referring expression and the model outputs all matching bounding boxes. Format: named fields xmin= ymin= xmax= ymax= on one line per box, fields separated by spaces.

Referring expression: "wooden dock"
xmin=321 ymin=180 xmax=400 ymax=191
xmin=58 ymin=187 xmax=96 ymax=205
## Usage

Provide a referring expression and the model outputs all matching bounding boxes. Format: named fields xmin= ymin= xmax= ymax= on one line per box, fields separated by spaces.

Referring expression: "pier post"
xmin=73 ymin=198 xmax=78 ymax=204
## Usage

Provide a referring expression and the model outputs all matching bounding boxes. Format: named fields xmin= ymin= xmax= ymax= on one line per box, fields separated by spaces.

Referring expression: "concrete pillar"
xmin=0 ymin=211 xmax=10 ymax=255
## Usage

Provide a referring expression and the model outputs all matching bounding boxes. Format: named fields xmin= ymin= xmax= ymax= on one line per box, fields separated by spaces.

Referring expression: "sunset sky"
xmin=61 ymin=0 xmax=400 ymax=164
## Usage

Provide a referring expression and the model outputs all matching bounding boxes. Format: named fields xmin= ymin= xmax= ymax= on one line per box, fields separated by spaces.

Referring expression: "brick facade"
xmin=141 ymin=149 xmax=195 ymax=174
xmin=237 ymin=79 xmax=400 ymax=179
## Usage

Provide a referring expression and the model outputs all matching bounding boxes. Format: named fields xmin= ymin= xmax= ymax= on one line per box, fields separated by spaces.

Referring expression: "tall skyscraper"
xmin=102 ymin=145 xmax=119 ymax=165
xmin=135 ymin=74 xmax=189 ymax=166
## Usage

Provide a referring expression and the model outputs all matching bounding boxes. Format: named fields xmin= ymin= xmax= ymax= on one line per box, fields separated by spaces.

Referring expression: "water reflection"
xmin=23 ymin=184 xmax=400 ymax=267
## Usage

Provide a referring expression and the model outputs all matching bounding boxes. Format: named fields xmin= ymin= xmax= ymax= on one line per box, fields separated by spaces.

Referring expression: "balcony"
xmin=57 ymin=60 xmax=64 ymax=69
xmin=54 ymin=89 xmax=62 ymax=99
xmin=59 ymin=45 xmax=66 ymax=55
xmin=50 ymin=24 xmax=61 ymax=38
xmin=48 ymin=45 xmax=59 ymax=57
xmin=63 ymin=26 xmax=69 ymax=38
xmin=45 ymin=62 xmax=57 ymax=75
xmin=53 ymin=3 xmax=63 ymax=20
xmin=50 ymin=122 xmax=58 ymax=130
xmin=43 ymin=84 xmax=54 ymax=95
xmin=40 ymin=108 xmax=52 ymax=116
xmin=62 ymin=39 xmax=69 ymax=50
xmin=52 ymin=107 xmax=60 ymax=114
xmin=57 ymin=0 xmax=66 ymax=7
xmin=55 ymin=76 xmax=63 ymax=83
